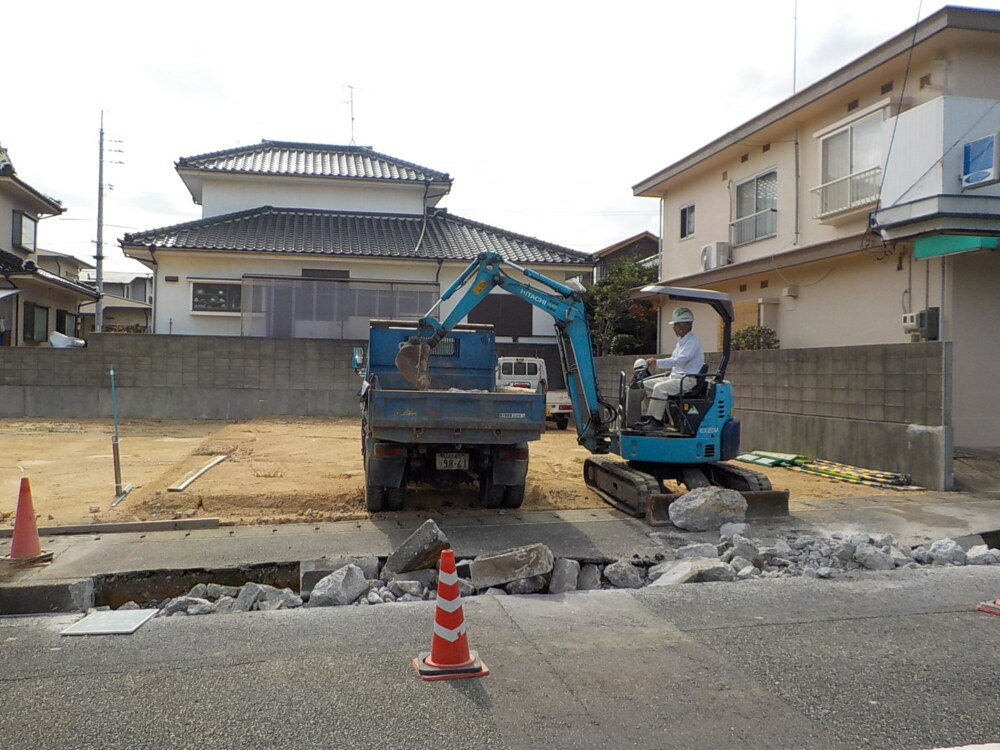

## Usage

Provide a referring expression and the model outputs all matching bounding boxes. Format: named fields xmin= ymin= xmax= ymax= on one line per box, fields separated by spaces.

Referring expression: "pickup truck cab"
xmin=496 ymin=356 xmax=573 ymax=430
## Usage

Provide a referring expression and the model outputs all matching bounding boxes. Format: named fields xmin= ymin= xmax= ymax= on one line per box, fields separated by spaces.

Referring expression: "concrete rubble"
xmin=143 ymin=525 xmax=999 ymax=617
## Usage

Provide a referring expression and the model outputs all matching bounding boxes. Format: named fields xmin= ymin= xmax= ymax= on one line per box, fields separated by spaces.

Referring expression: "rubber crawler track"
xmin=583 ymin=455 xmax=662 ymax=516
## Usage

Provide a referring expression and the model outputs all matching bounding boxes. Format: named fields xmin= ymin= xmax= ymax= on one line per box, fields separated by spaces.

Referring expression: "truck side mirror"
xmin=352 ymin=346 xmax=366 ymax=375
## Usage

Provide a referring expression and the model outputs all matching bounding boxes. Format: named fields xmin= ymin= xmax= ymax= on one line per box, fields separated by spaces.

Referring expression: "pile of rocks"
xmin=156 ymin=581 xmax=303 ymax=615
xmin=135 ymin=513 xmax=1000 ymax=617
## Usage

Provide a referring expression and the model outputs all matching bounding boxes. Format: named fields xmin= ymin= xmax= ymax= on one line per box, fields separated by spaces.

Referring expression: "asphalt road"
xmin=2 ymin=566 xmax=999 ymax=750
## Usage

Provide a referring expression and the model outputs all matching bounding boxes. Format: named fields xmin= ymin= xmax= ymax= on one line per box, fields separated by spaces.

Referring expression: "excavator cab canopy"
xmin=633 ymin=285 xmax=734 ymax=382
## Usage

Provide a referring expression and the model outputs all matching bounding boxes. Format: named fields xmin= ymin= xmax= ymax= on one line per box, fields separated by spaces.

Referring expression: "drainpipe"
xmin=793 ymin=129 xmax=801 ymax=246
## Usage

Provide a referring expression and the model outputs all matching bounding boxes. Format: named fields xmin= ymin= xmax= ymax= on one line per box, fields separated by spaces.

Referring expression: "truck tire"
xmin=365 ymin=482 xmax=386 ymax=512
xmin=555 ymin=415 xmax=569 ymax=430
xmin=502 ymin=484 xmax=525 ymax=509
xmin=385 ymin=483 xmax=406 ymax=511
xmin=479 ymin=474 xmax=504 ymax=509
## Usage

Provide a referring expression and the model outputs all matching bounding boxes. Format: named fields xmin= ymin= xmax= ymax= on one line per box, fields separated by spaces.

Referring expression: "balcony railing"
xmin=729 ymin=208 xmax=777 ymax=247
xmin=811 ymin=166 xmax=881 ymax=219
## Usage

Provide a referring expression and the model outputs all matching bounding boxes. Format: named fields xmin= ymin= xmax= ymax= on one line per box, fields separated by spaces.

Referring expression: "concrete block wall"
xmin=595 ymin=342 xmax=952 ymax=490
xmin=0 ymin=335 xmax=952 ymax=488
xmin=0 ymin=334 xmax=364 ymax=420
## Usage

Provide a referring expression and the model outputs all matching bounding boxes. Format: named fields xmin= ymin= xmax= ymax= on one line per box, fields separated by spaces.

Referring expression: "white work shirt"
xmin=654 ymin=332 xmax=704 ymax=376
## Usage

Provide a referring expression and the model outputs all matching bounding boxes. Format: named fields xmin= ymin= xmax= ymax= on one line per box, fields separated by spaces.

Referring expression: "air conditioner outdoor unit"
xmin=700 ymin=241 xmax=732 ymax=271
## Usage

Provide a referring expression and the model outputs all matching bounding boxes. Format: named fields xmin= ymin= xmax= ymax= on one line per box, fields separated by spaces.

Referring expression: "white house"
xmin=632 ymin=6 xmax=1000 ymax=448
xmin=121 ymin=141 xmax=592 ymax=349
xmin=0 ymin=147 xmax=98 ymax=345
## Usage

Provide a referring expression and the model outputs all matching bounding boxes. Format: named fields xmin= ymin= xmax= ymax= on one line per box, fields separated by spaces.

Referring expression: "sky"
xmin=4 ymin=0 xmax=1000 ymax=273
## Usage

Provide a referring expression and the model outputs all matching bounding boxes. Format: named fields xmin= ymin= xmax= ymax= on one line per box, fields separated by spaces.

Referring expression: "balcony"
xmin=729 ymin=208 xmax=777 ymax=247
xmin=811 ymin=166 xmax=881 ymax=219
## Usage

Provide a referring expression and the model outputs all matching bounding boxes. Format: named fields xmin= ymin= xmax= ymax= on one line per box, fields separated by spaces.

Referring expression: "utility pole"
xmin=95 ymin=111 xmax=105 ymax=332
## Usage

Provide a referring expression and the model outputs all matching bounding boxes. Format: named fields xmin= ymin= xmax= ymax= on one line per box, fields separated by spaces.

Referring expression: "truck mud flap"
xmin=645 ymin=490 xmax=790 ymax=527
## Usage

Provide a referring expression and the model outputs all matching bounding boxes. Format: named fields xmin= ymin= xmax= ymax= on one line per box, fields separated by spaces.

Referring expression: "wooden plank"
xmin=167 ymin=455 xmax=228 ymax=492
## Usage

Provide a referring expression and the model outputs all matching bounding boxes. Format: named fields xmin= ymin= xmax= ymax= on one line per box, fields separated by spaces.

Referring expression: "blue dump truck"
xmin=356 ymin=319 xmax=546 ymax=512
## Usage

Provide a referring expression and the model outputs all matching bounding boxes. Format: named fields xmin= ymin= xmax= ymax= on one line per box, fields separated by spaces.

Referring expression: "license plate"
xmin=436 ymin=452 xmax=469 ymax=470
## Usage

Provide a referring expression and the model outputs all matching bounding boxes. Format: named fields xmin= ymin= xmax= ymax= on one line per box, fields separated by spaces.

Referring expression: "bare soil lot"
xmin=0 ymin=417 xmax=902 ymax=528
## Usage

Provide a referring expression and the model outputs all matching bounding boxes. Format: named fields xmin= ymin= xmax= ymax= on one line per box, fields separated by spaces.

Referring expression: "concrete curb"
xmin=0 ymin=518 xmax=220 ymax=538
xmin=0 ymin=577 xmax=94 ymax=615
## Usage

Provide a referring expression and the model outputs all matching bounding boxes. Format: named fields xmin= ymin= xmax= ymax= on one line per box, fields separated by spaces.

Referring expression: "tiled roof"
xmin=175 ymin=140 xmax=452 ymax=185
xmin=122 ymin=207 xmax=592 ymax=266
xmin=0 ymin=248 xmax=23 ymax=272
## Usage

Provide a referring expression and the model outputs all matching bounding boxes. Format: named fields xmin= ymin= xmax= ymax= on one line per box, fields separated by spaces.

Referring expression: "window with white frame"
xmin=814 ymin=111 xmax=882 ymax=217
xmin=731 ymin=170 xmax=777 ymax=246
xmin=192 ymin=281 xmax=242 ymax=313
xmin=680 ymin=203 xmax=695 ymax=239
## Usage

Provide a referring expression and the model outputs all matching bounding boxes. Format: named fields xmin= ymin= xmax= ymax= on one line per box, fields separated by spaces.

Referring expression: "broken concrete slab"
xmin=300 ymin=555 xmax=376 ymax=599
xmin=577 ymin=563 xmax=602 ymax=591
xmin=668 ymin=486 xmax=747 ymax=532
xmin=468 ymin=543 xmax=554 ymax=590
xmin=305 ymin=564 xmax=368 ymax=607
xmin=382 ymin=520 xmax=450 ymax=579
xmin=549 ymin=558 xmax=580 ymax=594
xmin=603 ymin=559 xmax=644 ymax=589
xmin=506 ymin=575 xmax=548 ymax=595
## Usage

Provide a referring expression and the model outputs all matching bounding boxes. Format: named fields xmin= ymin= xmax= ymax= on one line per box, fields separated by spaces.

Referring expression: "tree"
xmin=732 ymin=325 xmax=780 ymax=350
xmin=583 ymin=257 xmax=658 ymax=356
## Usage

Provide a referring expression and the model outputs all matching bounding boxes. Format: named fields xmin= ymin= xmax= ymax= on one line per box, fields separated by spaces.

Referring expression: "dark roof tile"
xmin=175 ymin=140 xmax=451 ymax=185
xmin=122 ymin=207 xmax=591 ymax=266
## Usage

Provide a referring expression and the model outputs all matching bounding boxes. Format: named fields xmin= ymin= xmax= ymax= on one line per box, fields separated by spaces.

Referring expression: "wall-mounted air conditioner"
xmin=700 ymin=241 xmax=731 ymax=271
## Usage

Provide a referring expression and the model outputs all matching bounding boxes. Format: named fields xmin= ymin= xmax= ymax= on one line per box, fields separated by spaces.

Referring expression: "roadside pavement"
xmin=2 ymin=487 xmax=1000 ymax=614
xmin=2 ymin=563 xmax=1000 ymax=750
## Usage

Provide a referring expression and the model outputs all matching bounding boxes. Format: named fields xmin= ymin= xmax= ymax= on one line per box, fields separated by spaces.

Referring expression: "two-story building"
xmin=633 ymin=6 xmax=1000 ymax=448
xmin=592 ymin=231 xmax=659 ymax=283
xmin=0 ymin=148 xmax=98 ymax=346
xmin=121 ymin=141 xmax=592 ymax=375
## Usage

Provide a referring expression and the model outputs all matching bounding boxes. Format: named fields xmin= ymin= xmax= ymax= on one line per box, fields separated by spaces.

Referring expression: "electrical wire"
xmin=874 ymin=0 xmax=924 ymax=210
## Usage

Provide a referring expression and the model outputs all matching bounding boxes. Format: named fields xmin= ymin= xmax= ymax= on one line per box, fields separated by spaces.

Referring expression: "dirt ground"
xmin=0 ymin=417 xmax=904 ymax=529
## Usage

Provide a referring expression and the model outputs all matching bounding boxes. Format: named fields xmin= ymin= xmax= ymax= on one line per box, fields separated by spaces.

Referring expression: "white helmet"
xmin=671 ymin=307 xmax=694 ymax=324
xmin=633 ymin=358 xmax=647 ymax=370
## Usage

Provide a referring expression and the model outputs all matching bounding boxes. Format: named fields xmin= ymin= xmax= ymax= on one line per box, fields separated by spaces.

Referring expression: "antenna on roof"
xmin=792 ymin=0 xmax=798 ymax=94
xmin=346 ymin=85 xmax=357 ymax=146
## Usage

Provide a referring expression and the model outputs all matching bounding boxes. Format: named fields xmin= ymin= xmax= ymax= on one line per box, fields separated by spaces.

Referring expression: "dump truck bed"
xmin=368 ymin=387 xmax=545 ymax=444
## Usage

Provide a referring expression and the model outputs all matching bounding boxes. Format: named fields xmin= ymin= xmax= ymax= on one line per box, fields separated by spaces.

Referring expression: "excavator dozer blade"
xmin=395 ymin=339 xmax=432 ymax=390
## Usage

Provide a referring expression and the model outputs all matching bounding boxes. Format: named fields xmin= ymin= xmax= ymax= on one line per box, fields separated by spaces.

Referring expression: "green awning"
xmin=914 ymin=234 xmax=1000 ymax=259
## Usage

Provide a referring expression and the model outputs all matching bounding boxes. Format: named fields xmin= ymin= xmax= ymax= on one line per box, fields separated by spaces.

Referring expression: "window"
xmin=500 ymin=361 xmax=539 ymax=377
xmin=680 ymin=204 xmax=695 ymax=239
xmin=192 ymin=282 xmax=241 ymax=312
xmin=23 ymin=302 xmax=48 ymax=342
xmin=813 ymin=112 xmax=882 ymax=217
xmin=731 ymin=170 xmax=777 ymax=246
xmin=55 ymin=310 xmax=78 ymax=336
xmin=467 ymin=293 xmax=532 ymax=337
xmin=12 ymin=211 xmax=37 ymax=252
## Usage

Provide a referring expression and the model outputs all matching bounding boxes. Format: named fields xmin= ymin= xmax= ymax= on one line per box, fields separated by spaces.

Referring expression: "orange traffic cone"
xmin=977 ymin=599 xmax=1000 ymax=617
xmin=8 ymin=477 xmax=43 ymax=560
xmin=413 ymin=548 xmax=489 ymax=681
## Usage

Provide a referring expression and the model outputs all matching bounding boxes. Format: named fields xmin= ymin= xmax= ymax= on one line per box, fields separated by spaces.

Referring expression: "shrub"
xmin=732 ymin=325 xmax=780 ymax=350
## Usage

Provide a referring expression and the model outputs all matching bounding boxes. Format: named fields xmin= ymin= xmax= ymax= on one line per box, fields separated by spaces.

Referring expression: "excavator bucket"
xmin=395 ymin=338 xmax=432 ymax=390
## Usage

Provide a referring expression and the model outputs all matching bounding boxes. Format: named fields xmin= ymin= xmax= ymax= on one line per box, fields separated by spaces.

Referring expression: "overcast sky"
xmin=4 ymin=0 xmax=1000 ymax=272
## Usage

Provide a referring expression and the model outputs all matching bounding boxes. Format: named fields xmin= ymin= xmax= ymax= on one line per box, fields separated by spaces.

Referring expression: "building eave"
xmin=633 ymin=6 xmax=1000 ymax=197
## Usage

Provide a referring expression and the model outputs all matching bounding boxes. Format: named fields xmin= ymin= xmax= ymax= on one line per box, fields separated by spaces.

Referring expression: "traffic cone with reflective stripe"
xmin=9 ymin=477 xmax=42 ymax=559
xmin=413 ymin=548 xmax=489 ymax=681
xmin=977 ymin=599 xmax=1000 ymax=616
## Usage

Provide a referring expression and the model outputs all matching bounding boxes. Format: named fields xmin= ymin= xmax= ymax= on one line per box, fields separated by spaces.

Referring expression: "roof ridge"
xmin=176 ymin=140 xmax=451 ymax=182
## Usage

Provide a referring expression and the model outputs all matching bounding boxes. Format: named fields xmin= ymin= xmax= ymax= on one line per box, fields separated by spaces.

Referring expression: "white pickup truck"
xmin=496 ymin=356 xmax=573 ymax=430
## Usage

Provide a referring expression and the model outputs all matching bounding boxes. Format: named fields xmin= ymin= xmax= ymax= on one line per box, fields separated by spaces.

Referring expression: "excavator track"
xmin=704 ymin=462 xmax=773 ymax=492
xmin=583 ymin=456 xmax=662 ymax=518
